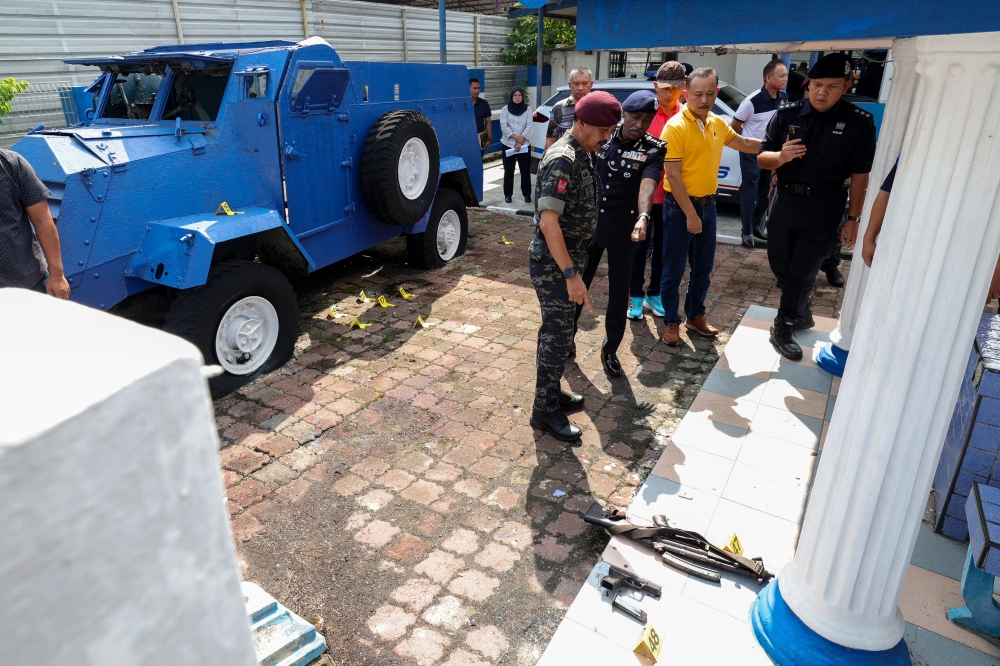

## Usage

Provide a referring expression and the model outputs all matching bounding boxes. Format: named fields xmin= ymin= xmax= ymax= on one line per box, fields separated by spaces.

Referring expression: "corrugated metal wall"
xmin=0 ymin=0 xmax=515 ymax=146
xmin=0 ymin=0 xmax=513 ymax=85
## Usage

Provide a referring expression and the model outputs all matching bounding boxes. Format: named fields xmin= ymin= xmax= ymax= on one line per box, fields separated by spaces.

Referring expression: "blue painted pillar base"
xmin=750 ymin=580 xmax=912 ymax=666
xmin=817 ymin=343 xmax=849 ymax=377
xmin=947 ymin=548 xmax=1000 ymax=637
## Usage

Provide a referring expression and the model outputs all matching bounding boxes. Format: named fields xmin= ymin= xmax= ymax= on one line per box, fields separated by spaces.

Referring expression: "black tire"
xmin=406 ymin=188 xmax=468 ymax=270
xmin=361 ymin=110 xmax=440 ymax=225
xmin=164 ymin=260 xmax=298 ymax=397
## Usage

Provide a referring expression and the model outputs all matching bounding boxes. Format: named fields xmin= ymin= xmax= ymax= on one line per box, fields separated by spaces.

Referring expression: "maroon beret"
xmin=574 ymin=91 xmax=622 ymax=127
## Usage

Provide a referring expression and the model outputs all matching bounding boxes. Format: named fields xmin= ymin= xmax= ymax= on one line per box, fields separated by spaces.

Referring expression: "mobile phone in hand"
xmin=788 ymin=125 xmax=802 ymax=141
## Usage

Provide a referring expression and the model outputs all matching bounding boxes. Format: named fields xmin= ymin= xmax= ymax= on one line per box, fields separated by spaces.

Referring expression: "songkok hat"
xmin=655 ymin=61 xmax=687 ymax=89
xmin=575 ymin=91 xmax=622 ymax=126
xmin=622 ymin=90 xmax=658 ymax=114
xmin=807 ymin=53 xmax=854 ymax=80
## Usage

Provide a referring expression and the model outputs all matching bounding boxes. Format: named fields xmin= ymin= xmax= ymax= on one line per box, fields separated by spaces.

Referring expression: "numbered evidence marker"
xmin=500 ymin=235 xmax=514 ymax=245
xmin=377 ymin=295 xmax=395 ymax=308
xmin=326 ymin=306 xmax=349 ymax=320
xmin=215 ymin=201 xmax=245 ymax=215
xmin=633 ymin=622 xmax=663 ymax=662
xmin=398 ymin=287 xmax=415 ymax=299
xmin=356 ymin=290 xmax=375 ymax=303
xmin=413 ymin=315 xmax=428 ymax=329
xmin=723 ymin=533 xmax=744 ymax=557
xmin=349 ymin=317 xmax=370 ymax=330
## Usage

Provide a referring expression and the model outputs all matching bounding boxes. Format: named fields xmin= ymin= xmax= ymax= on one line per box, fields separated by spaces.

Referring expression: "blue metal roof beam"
xmin=514 ymin=0 xmax=1000 ymax=50
xmin=508 ymin=1 xmax=577 ymax=20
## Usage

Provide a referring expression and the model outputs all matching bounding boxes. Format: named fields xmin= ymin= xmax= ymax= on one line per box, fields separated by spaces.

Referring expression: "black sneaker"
xmin=770 ymin=315 xmax=803 ymax=360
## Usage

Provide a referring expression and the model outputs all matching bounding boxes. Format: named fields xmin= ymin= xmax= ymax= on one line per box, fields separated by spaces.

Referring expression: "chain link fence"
xmin=0 ymin=82 xmax=79 ymax=148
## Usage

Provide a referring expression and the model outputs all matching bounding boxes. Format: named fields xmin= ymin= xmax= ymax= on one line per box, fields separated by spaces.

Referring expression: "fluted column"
xmin=753 ymin=32 xmax=1000 ymax=662
xmin=819 ymin=48 xmax=917 ymax=376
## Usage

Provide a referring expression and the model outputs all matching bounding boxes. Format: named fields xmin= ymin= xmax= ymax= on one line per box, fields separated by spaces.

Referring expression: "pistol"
xmin=599 ymin=564 xmax=662 ymax=599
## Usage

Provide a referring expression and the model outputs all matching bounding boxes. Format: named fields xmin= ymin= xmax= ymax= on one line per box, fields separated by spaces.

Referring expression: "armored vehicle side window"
xmin=102 ymin=70 xmax=164 ymax=119
xmin=290 ymin=67 xmax=350 ymax=112
xmin=246 ymin=73 xmax=268 ymax=99
xmin=161 ymin=65 xmax=232 ymax=121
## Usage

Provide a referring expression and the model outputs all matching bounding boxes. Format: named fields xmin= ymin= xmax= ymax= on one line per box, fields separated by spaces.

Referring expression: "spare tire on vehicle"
xmin=361 ymin=110 xmax=440 ymax=225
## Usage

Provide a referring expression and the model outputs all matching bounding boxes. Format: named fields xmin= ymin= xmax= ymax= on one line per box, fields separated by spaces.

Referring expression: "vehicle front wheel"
xmin=164 ymin=260 xmax=298 ymax=397
xmin=406 ymin=188 xmax=468 ymax=269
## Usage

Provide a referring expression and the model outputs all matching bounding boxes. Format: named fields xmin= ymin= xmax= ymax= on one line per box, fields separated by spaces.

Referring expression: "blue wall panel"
xmin=553 ymin=0 xmax=1000 ymax=51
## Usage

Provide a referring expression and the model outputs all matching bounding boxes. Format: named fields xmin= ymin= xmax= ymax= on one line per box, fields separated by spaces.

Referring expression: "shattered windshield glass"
xmin=101 ymin=67 xmax=165 ymax=119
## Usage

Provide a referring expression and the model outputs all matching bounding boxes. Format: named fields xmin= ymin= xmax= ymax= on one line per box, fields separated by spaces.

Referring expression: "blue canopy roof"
xmin=517 ymin=0 xmax=1000 ymax=51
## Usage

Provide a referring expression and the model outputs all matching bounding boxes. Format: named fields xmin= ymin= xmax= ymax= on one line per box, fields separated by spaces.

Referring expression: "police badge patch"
xmin=557 ymin=178 xmax=568 ymax=193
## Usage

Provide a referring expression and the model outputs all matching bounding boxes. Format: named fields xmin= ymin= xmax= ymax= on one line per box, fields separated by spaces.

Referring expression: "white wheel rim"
xmin=398 ymin=137 xmax=430 ymax=200
xmin=436 ymin=210 xmax=461 ymax=261
xmin=214 ymin=296 xmax=280 ymax=376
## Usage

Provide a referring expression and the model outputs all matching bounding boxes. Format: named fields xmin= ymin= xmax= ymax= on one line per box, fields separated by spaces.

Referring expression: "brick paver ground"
xmin=216 ymin=209 xmax=848 ymax=665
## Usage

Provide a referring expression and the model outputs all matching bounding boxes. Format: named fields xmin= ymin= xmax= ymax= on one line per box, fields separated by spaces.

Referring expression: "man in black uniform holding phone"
xmin=758 ymin=53 xmax=876 ymax=360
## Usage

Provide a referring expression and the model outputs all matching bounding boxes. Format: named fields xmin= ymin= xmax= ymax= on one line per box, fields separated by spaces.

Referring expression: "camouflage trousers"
xmin=530 ymin=251 xmax=587 ymax=414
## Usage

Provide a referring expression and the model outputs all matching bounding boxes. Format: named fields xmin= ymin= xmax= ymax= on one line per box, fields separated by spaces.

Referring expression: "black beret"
xmin=622 ymin=90 xmax=658 ymax=114
xmin=808 ymin=53 xmax=854 ymax=80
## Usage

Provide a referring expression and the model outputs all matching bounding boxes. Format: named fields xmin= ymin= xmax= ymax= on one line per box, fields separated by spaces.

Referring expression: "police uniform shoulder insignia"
xmin=645 ymin=134 xmax=666 ymax=149
xmin=778 ymin=100 xmax=802 ymax=110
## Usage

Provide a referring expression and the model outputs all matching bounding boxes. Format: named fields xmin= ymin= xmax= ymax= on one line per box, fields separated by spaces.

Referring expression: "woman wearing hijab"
xmin=499 ymin=86 xmax=533 ymax=204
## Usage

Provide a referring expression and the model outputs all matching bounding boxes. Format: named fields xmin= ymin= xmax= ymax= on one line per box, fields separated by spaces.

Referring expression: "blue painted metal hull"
xmin=11 ymin=40 xmax=483 ymax=311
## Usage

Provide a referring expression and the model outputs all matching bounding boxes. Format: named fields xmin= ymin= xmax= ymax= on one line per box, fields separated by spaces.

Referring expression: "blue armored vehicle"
xmin=12 ymin=38 xmax=482 ymax=393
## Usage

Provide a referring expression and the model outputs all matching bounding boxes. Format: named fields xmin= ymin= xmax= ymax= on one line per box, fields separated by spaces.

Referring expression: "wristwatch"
xmin=562 ymin=266 xmax=577 ymax=279
xmin=637 ymin=212 xmax=650 ymax=221
xmin=846 ymin=215 xmax=861 ymax=222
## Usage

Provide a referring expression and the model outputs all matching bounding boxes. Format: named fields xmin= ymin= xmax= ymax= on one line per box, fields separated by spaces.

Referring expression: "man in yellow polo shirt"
xmin=659 ymin=67 xmax=762 ymax=345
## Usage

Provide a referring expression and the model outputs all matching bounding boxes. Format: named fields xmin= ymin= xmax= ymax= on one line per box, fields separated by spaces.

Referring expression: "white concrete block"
xmin=0 ymin=290 xmax=255 ymax=665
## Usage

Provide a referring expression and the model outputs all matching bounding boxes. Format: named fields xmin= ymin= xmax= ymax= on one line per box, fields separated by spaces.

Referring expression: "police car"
xmin=530 ymin=79 xmax=747 ymax=202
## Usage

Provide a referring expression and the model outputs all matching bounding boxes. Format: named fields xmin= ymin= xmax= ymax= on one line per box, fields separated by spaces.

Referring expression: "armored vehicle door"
xmin=277 ymin=44 xmax=354 ymax=266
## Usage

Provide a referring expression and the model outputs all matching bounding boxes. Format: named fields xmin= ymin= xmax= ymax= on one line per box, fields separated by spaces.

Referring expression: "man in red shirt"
xmin=628 ymin=61 xmax=687 ymax=320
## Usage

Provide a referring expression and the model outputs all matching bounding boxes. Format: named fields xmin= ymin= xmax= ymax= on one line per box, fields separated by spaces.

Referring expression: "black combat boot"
xmin=558 ymin=390 xmax=585 ymax=411
xmin=530 ymin=409 xmax=583 ymax=442
xmin=770 ymin=315 xmax=803 ymax=361
xmin=794 ymin=303 xmax=815 ymax=330
xmin=825 ymin=266 xmax=845 ymax=287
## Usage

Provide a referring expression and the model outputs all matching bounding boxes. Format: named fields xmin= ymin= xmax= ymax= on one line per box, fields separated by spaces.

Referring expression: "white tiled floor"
xmin=539 ymin=306 xmax=1000 ymax=665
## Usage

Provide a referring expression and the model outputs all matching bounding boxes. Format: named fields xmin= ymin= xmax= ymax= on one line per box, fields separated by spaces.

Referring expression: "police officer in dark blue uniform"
xmin=573 ymin=90 xmax=665 ymax=377
xmin=758 ymin=53 xmax=877 ymax=360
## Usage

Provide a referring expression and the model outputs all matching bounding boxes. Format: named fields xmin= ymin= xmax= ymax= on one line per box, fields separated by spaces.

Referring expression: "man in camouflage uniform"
xmin=529 ymin=91 xmax=622 ymax=442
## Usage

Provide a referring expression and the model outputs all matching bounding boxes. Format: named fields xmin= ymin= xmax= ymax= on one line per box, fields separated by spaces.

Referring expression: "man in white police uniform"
xmin=731 ymin=59 xmax=788 ymax=249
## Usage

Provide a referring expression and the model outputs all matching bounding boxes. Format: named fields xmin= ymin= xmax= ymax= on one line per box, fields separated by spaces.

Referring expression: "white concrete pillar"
xmin=753 ymin=32 xmax=1000 ymax=662
xmin=0 ymin=290 xmax=256 ymax=665
xmin=822 ymin=45 xmax=918 ymax=364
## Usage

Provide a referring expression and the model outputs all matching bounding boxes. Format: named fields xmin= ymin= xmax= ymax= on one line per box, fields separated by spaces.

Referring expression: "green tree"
xmin=500 ymin=16 xmax=576 ymax=66
xmin=0 ymin=77 xmax=29 ymax=125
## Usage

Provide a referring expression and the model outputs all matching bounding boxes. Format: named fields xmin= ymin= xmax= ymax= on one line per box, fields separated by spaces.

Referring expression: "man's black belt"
xmin=666 ymin=192 xmax=716 ymax=205
xmin=777 ymin=180 xmax=845 ymax=195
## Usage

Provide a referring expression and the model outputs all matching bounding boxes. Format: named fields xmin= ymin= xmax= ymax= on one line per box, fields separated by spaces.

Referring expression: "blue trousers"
xmin=629 ymin=203 xmax=663 ymax=298
xmin=659 ymin=197 xmax=716 ymax=325
xmin=739 ymin=152 xmax=770 ymax=239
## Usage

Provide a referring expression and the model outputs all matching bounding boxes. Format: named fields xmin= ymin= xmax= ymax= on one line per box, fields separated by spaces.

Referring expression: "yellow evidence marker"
xmin=326 ymin=306 xmax=349 ymax=319
xmin=215 ymin=201 xmax=245 ymax=215
xmin=413 ymin=315 xmax=428 ymax=329
xmin=377 ymin=295 xmax=395 ymax=308
xmin=633 ymin=622 xmax=663 ymax=662
xmin=349 ymin=317 xmax=370 ymax=330
xmin=723 ymin=533 xmax=744 ymax=557
xmin=398 ymin=287 xmax=415 ymax=299
xmin=356 ymin=290 xmax=375 ymax=303
xmin=500 ymin=235 xmax=514 ymax=245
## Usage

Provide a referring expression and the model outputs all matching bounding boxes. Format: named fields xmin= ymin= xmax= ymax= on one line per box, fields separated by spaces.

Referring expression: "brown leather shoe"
xmin=662 ymin=323 xmax=681 ymax=346
xmin=685 ymin=315 xmax=719 ymax=338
